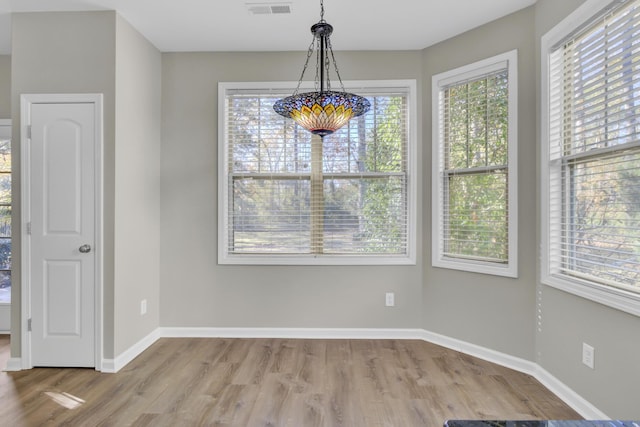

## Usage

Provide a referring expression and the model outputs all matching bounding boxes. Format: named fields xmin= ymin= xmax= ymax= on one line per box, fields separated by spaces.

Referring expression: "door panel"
xmin=44 ymin=260 xmax=81 ymax=335
xmin=44 ymin=123 xmax=82 ymax=234
xmin=29 ymin=103 xmax=95 ymax=367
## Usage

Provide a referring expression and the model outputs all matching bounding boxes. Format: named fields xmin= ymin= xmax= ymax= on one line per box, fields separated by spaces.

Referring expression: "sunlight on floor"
xmin=44 ymin=391 xmax=86 ymax=410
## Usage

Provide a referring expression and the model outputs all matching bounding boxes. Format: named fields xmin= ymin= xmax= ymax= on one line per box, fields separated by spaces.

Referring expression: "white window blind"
xmin=442 ymin=70 xmax=509 ymax=262
xmin=432 ymin=50 xmax=518 ymax=277
xmin=547 ymin=0 xmax=640 ymax=294
xmin=219 ymin=81 xmax=416 ymax=265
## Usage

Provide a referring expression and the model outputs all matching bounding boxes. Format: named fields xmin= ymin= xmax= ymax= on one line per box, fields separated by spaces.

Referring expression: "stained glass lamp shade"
xmin=274 ymin=90 xmax=370 ymax=137
xmin=273 ymin=3 xmax=370 ymax=137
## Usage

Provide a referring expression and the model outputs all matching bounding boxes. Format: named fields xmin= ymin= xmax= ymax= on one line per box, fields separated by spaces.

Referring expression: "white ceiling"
xmin=0 ymin=0 xmax=537 ymax=55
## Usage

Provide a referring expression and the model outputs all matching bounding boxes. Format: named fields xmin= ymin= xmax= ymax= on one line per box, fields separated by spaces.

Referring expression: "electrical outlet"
xmin=582 ymin=342 xmax=594 ymax=369
xmin=385 ymin=292 xmax=395 ymax=307
xmin=141 ymin=299 xmax=147 ymax=316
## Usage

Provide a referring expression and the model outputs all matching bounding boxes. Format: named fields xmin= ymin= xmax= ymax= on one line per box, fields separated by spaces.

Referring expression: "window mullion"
xmin=311 ymin=134 xmax=324 ymax=254
xmin=485 ymin=76 xmax=489 ymax=167
xmin=466 ymin=83 xmax=471 ymax=169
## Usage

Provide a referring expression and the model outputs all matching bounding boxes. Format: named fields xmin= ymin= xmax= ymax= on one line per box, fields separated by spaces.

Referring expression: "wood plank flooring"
xmin=0 ymin=335 xmax=581 ymax=426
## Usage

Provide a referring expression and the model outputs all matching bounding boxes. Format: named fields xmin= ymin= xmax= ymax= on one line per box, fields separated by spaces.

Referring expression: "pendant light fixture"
xmin=273 ymin=0 xmax=371 ymax=137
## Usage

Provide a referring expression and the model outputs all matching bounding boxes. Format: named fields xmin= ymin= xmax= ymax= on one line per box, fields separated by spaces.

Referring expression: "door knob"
xmin=79 ymin=244 xmax=92 ymax=253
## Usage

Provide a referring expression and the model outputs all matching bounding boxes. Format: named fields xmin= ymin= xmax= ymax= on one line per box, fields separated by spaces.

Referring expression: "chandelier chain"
xmin=315 ymin=37 xmax=321 ymax=91
xmin=324 ymin=41 xmax=332 ymax=91
xmin=272 ymin=0 xmax=371 ymax=137
xmin=326 ymin=37 xmax=346 ymax=93
xmin=293 ymin=37 xmax=316 ymax=95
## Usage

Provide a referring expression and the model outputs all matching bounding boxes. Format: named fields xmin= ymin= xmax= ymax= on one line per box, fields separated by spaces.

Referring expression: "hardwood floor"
xmin=0 ymin=335 xmax=581 ymax=426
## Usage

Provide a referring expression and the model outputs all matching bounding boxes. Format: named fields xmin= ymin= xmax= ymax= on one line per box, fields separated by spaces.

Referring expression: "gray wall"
xmin=534 ymin=0 xmax=640 ymax=419
xmin=0 ymin=55 xmax=9 ymax=117
xmin=160 ymin=51 xmax=424 ymax=329
xmin=113 ymin=15 xmax=162 ymax=355
xmin=10 ymin=11 xmax=162 ymax=360
xmin=11 ymin=11 xmax=118 ymax=358
xmin=421 ymin=7 xmax=537 ymax=360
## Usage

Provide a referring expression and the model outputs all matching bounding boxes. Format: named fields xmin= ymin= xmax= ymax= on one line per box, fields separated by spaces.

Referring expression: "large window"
xmin=219 ymin=81 xmax=417 ymax=265
xmin=432 ymin=51 xmax=518 ymax=277
xmin=542 ymin=0 xmax=640 ymax=314
xmin=0 ymin=120 xmax=10 ymax=305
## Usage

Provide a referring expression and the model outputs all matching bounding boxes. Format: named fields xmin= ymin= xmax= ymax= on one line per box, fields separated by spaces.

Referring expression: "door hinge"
xmin=26 ymin=125 xmax=32 ymax=139
xmin=28 ymin=318 xmax=32 ymax=332
xmin=26 ymin=222 xmax=31 ymax=235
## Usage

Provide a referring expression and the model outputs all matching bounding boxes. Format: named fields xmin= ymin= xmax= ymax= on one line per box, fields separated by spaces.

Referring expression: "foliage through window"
xmin=432 ymin=51 xmax=518 ymax=277
xmin=0 ymin=123 xmax=10 ymax=304
xmin=219 ymin=81 xmax=416 ymax=265
xmin=543 ymin=0 xmax=640 ymax=303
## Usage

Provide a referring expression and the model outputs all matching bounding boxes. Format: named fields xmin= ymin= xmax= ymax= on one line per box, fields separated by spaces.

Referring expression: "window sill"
xmin=542 ymin=274 xmax=640 ymax=318
xmin=432 ymin=257 xmax=517 ymax=278
xmin=219 ymin=253 xmax=416 ymax=266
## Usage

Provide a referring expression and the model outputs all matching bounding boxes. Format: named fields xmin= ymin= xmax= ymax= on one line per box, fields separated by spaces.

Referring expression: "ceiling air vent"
xmin=246 ymin=2 xmax=292 ymax=15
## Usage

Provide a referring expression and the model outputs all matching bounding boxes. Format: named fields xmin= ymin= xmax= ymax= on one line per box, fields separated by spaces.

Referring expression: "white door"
xmin=25 ymin=100 xmax=98 ymax=367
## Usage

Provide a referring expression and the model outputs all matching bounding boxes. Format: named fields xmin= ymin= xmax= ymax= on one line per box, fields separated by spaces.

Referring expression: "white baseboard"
xmin=17 ymin=325 xmax=605 ymax=419
xmin=415 ymin=329 xmax=608 ymax=419
xmin=158 ymin=326 xmax=607 ymax=419
xmin=101 ymin=361 xmax=115 ymax=373
xmin=101 ymin=328 xmax=161 ymax=373
xmin=160 ymin=327 xmax=425 ymax=340
xmin=2 ymin=357 xmax=22 ymax=372
xmin=417 ymin=329 xmax=539 ymax=377
xmin=533 ymin=366 xmax=608 ymax=420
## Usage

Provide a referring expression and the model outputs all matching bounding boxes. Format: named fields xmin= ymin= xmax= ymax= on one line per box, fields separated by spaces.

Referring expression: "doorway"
xmin=20 ymin=94 xmax=103 ymax=369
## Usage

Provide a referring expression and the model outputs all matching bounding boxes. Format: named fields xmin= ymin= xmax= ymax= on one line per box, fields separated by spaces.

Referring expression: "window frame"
xmin=218 ymin=80 xmax=418 ymax=265
xmin=431 ymin=50 xmax=519 ymax=278
xmin=541 ymin=0 xmax=640 ymax=316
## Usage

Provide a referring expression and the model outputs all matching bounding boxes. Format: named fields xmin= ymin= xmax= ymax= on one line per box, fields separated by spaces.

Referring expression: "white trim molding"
xmin=101 ymin=328 xmax=162 ymax=374
xmin=540 ymin=0 xmax=640 ymax=317
xmin=432 ymin=50 xmax=519 ymax=278
xmin=218 ymin=80 xmax=418 ymax=266
xmin=417 ymin=329 xmax=608 ymax=419
xmin=101 ymin=326 xmax=606 ymax=419
xmin=3 ymin=357 xmax=23 ymax=372
xmin=160 ymin=327 xmax=425 ymax=340
xmin=11 ymin=325 xmax=608 ymax=419
xmin=533 ymin=366 xmax=608 ymax=420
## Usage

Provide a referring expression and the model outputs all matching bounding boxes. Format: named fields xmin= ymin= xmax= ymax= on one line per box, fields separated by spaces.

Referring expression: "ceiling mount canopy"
xmin=273 ymin=0 xmax=371 ymax=137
